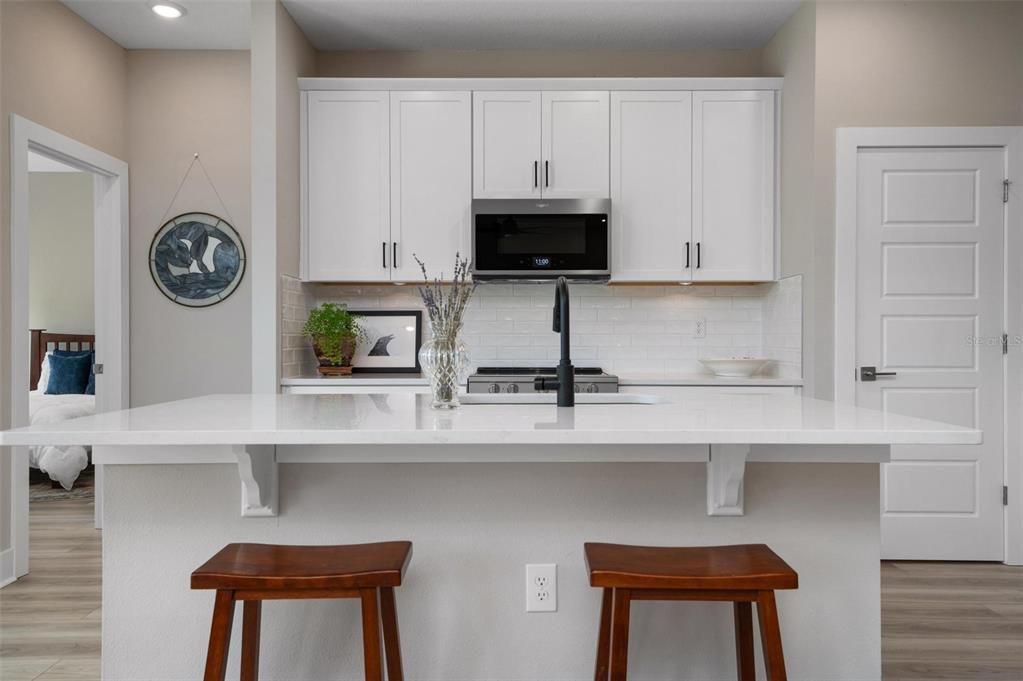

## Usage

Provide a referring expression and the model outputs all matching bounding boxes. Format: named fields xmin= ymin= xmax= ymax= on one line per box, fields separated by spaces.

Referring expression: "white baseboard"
xmin=0 ymin=547 xmax=15 ymax=588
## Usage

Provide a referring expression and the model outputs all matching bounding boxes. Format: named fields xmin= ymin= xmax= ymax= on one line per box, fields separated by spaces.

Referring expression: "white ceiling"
xmin=282 ymin=0 xmax=803 ymax=51
xmin=61 ymin=0 xmax=250 ymax=50
xmin=62 ymin=0 xmax=800 ymax=51
xmin=29 ymin=152 xmax=83 ymax=173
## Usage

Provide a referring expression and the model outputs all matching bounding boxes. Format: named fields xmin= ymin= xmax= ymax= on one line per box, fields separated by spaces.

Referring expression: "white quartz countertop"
xmin=0 ymin=392 xmax=978 ymax=447
xmin=280 ymin=373 xmax=803 ymax=387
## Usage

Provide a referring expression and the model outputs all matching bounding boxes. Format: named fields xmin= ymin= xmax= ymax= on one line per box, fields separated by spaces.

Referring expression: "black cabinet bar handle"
xmin=696 ymin=242 xmax=701 ymax=269
xmin=685 ymin=242 xmax=690 ymax=269
xmin=545 ymin=161 xmax=549 ymax=188
xmin=393 ymin=242 xmax=398 ymax=268
xmin=534 ymin=161 xmax=538 ymax=188
xmin=382 ymin=241 xmax=387 ymax=269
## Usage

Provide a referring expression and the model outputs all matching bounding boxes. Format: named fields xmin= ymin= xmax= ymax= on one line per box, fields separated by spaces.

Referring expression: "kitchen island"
xmin=1 ymin=392 xmax=978 ymax=680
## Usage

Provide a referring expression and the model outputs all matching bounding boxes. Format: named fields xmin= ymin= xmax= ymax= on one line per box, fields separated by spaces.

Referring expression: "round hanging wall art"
xmin=149 ymin=212 xmax=245 ymax=307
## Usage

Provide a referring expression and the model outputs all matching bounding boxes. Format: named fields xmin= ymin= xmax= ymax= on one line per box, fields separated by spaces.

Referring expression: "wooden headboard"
xmin=30 ymin=329 xmax=95 ymax=391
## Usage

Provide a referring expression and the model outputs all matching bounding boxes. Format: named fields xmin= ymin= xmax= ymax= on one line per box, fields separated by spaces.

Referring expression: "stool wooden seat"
xmin=585 ymin=543 xmax=798 ymax=681
xmin=192 ymin=541 xmax=412 ymax=681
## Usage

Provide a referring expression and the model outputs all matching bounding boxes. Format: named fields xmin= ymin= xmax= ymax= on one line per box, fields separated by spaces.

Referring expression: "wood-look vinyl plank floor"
xmin=882 ymin=561 xmax=1023 ymax=681
xmin=1 ymin=499 xmax=1021 ymax=680
xmin=0 ymin=499 xmax=100 ymax=681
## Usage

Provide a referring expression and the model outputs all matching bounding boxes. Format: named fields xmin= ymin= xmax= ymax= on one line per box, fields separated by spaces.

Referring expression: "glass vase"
xmin=419 ymin=323 xmax=470 ymax=409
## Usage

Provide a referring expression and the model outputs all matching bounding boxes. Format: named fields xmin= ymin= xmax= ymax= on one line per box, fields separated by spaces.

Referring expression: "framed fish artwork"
xmin=149 ymin=212 xmax=245 ymax=307
xmin=350 ymin=310 xmax=423 ymax=374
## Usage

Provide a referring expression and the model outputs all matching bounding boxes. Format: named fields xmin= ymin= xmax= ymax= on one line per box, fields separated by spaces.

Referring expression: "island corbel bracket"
xmin=233 ymin=445 xmax=278 ymax=517
xmin=707 ymin=444 xmax=749 ymax=516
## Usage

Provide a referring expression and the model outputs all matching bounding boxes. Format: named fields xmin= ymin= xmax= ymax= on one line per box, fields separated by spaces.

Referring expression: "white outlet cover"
xmin=525 ymin=563 xmax=557 ymax=612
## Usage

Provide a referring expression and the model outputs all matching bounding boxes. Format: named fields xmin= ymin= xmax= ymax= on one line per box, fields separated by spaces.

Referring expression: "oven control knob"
xmin=574 ymin=384 xmax=582 ymax=393
xmin=488 ymin=383 xmax=500 ymax=394
xmin=585 ymin=383 xmax=599 ymax=393
xmin=507 ymin=384 xmax=519 ymax=393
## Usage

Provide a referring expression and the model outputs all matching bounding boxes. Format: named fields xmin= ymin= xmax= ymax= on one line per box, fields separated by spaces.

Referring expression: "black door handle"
xmin=382 ymin=241 xmax=387 ymax=268
xmin=696 ymin=242 xmax=701 ymax=268
xmin=393 ymin=242 xmax=398 ymax=268
xmin=534 ymin=161 xmax=538 ymax=188
xmin=860 ymin=366 xmax=897 ymax=382
xmin=685 ymin=242 xmax=690 ymax=269
xmin=545 ymin=161 xmax=549 ymax=188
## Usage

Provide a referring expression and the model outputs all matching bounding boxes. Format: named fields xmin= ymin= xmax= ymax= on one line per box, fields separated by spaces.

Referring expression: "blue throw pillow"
xmin=52 ymin=349 xmax=95 ymax=395
xmin=46 ymin=353 xmax=92 ymax=395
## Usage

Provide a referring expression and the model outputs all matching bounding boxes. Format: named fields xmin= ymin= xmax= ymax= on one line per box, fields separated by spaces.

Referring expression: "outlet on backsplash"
xmin=693 ymin=318 xmax=707 ymax=339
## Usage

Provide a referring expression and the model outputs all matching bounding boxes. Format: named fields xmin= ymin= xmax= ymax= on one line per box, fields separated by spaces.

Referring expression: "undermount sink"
xmin=459 ymin=393 xmax=665 ymax=406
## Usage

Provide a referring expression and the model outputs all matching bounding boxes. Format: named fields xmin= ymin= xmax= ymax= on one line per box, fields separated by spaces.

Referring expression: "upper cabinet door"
xmin=692 ymin=91 xmax=775 ymax=282
xmin=610 ymin=91 xmax=693 ymax=282
xmin=390 ymin=91 xmax=472 ymax=281
xmin=541 ymin=91 xmax=610 ymax=199
xmin=472 ymin=91 xmax=542 ymax=199
xmin=305 ymin=91 xmax=391 ymax=281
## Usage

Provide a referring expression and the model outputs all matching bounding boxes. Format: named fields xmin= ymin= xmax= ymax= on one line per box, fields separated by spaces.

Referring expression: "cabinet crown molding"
xmin=299 ymin=77 xmax=783 ymax=92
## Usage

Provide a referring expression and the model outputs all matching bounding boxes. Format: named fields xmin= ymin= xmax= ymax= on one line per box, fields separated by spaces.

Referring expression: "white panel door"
xmin=692 ymin=91 xmax=775 ymax=281
xmin=306 ymin=91 xmax=390 ymax=281
xmin=610 ymin=91 xmax=692 ymax=281
xmin=856 ymin=147 xmax=1005 ymax=560
xmin=390 ymin=91 xmax=472 ymax=280
xmin=472 ymin=91 xmax=541 ymax=199
xmin=541 ymin=91 xmax=610 ymax=198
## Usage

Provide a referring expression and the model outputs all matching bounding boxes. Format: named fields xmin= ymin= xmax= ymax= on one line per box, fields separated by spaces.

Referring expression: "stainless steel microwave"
xmin=470 ymin=199 xmax=611 ymax=281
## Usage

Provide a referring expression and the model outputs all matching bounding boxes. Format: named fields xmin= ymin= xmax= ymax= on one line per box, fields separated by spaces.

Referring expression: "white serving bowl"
xmin=699 ymin=358 xmax=771 ymax=378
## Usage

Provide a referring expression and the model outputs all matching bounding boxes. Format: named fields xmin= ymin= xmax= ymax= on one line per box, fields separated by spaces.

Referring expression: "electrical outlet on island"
xmin=525 ymin=563 xmax=557 ymax=612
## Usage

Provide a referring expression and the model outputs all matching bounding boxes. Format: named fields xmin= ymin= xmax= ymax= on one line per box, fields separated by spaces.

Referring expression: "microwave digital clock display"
xmin=532 ymin=256 xmax=552 ymax=268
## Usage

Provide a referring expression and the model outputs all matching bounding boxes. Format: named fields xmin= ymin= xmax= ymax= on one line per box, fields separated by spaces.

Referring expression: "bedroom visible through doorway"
xmin=27 ymin=153 xmax=98 ymax=499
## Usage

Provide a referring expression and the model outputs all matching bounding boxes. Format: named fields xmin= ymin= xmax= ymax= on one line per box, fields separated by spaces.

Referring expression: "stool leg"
xmin=609 ymin=588 xmax=631 ymax=681
xmin=241 ymin=600 xmax=262 ymax=681
xmin=379 ymin=587 xmax=404 ymax=681
xmin=594 ymin=588 xmax=613 ymax=681
xmin=733 ymin=601 xmax=755 ymax=681
xmin=756 ymin=590 xmax=787 ymax=681
xmin=203 ymin=590 xmax=236 ymax=681
xmin=360 ymin=588 xmax=385 ymax=681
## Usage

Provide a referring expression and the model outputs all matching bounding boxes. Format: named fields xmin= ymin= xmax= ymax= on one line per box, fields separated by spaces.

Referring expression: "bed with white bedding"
xmin=29 ymin=329 xmax=96 ymax=489
xmin=28 ymin=391 xmax=94 ymax=489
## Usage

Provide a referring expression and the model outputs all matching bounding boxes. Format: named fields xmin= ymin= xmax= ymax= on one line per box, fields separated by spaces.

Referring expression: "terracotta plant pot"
xmin=312 ymin=336 xmax=358 ymax=376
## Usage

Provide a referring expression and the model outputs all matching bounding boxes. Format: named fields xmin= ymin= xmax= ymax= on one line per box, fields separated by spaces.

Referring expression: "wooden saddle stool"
xmin=192 ymin=541 xmax=412 ymax=681
xmin=585 ymin=542 xmax=798 ymax=681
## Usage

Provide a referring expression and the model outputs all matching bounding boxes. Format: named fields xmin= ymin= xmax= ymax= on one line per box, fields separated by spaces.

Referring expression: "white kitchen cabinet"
xmin=472 ymin=91 xmax=609 ymax=199
xmin=692 ymin=91 xmax=775 ymax=282
xmin=304 ymin=91 xmax=391 ymax=281
xmin=540 ymin=91 xmax=610 ymax=198
xmin=472 ymin=91 xmax=542 ymax=199
xmin=610 ymin=91 xmax=693 ymax=281
xmin=390 ymin=91 xmax=471 ymax=279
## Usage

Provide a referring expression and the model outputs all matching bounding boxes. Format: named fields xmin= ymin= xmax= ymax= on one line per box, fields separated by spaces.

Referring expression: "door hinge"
xmin=1005 ymin=179 xmax=1012 ymax=203
xmin=1004 ymin=485 xmax=1009 ymax=506
xmin=1003 ymin=333 xmax=1009 ymax=355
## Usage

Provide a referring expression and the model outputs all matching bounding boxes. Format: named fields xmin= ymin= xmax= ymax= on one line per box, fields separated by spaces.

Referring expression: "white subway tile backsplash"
xmin=283 ymin=277 xmax=803 ymax=379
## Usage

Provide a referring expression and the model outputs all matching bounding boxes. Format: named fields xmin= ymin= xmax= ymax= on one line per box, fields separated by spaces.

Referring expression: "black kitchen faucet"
xmin=534 ymin=276 xmax=575 ymax=407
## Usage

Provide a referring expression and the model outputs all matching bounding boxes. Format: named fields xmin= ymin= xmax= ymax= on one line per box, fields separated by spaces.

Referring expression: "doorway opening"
xmin=3 ymin=116 xmax=129 ymax=585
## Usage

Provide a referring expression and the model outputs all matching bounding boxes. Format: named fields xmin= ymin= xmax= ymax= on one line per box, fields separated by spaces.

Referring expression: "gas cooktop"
xmin=467 ymin=367 xmax=619 ymax=394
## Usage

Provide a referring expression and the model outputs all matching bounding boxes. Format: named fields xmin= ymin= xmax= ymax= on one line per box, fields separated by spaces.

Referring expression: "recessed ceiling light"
xmin=150 ymin=1 xmax=186 ymax=19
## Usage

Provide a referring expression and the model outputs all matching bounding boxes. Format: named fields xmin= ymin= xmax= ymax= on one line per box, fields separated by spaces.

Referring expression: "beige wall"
xmin=763 ymin=2 xmax=816 ymax=394
xmin=812 ymin=1 xmax=1023 ymax=398
xmin=29 ymin=172 xmax=95 ymax=334
xmin=276 ymin=3 xmax=316 ymax=278
xmin=0 ymin=0 xmax=127 ymax=558
xmin=316 ymin=48 xmax=763 ymax=78
xmin=127 ymin=50 xmax=252 ymax=406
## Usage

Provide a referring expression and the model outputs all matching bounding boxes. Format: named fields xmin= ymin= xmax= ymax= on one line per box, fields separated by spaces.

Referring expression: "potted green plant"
xmin=303 ymin=303 xmax=364 ymax=376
